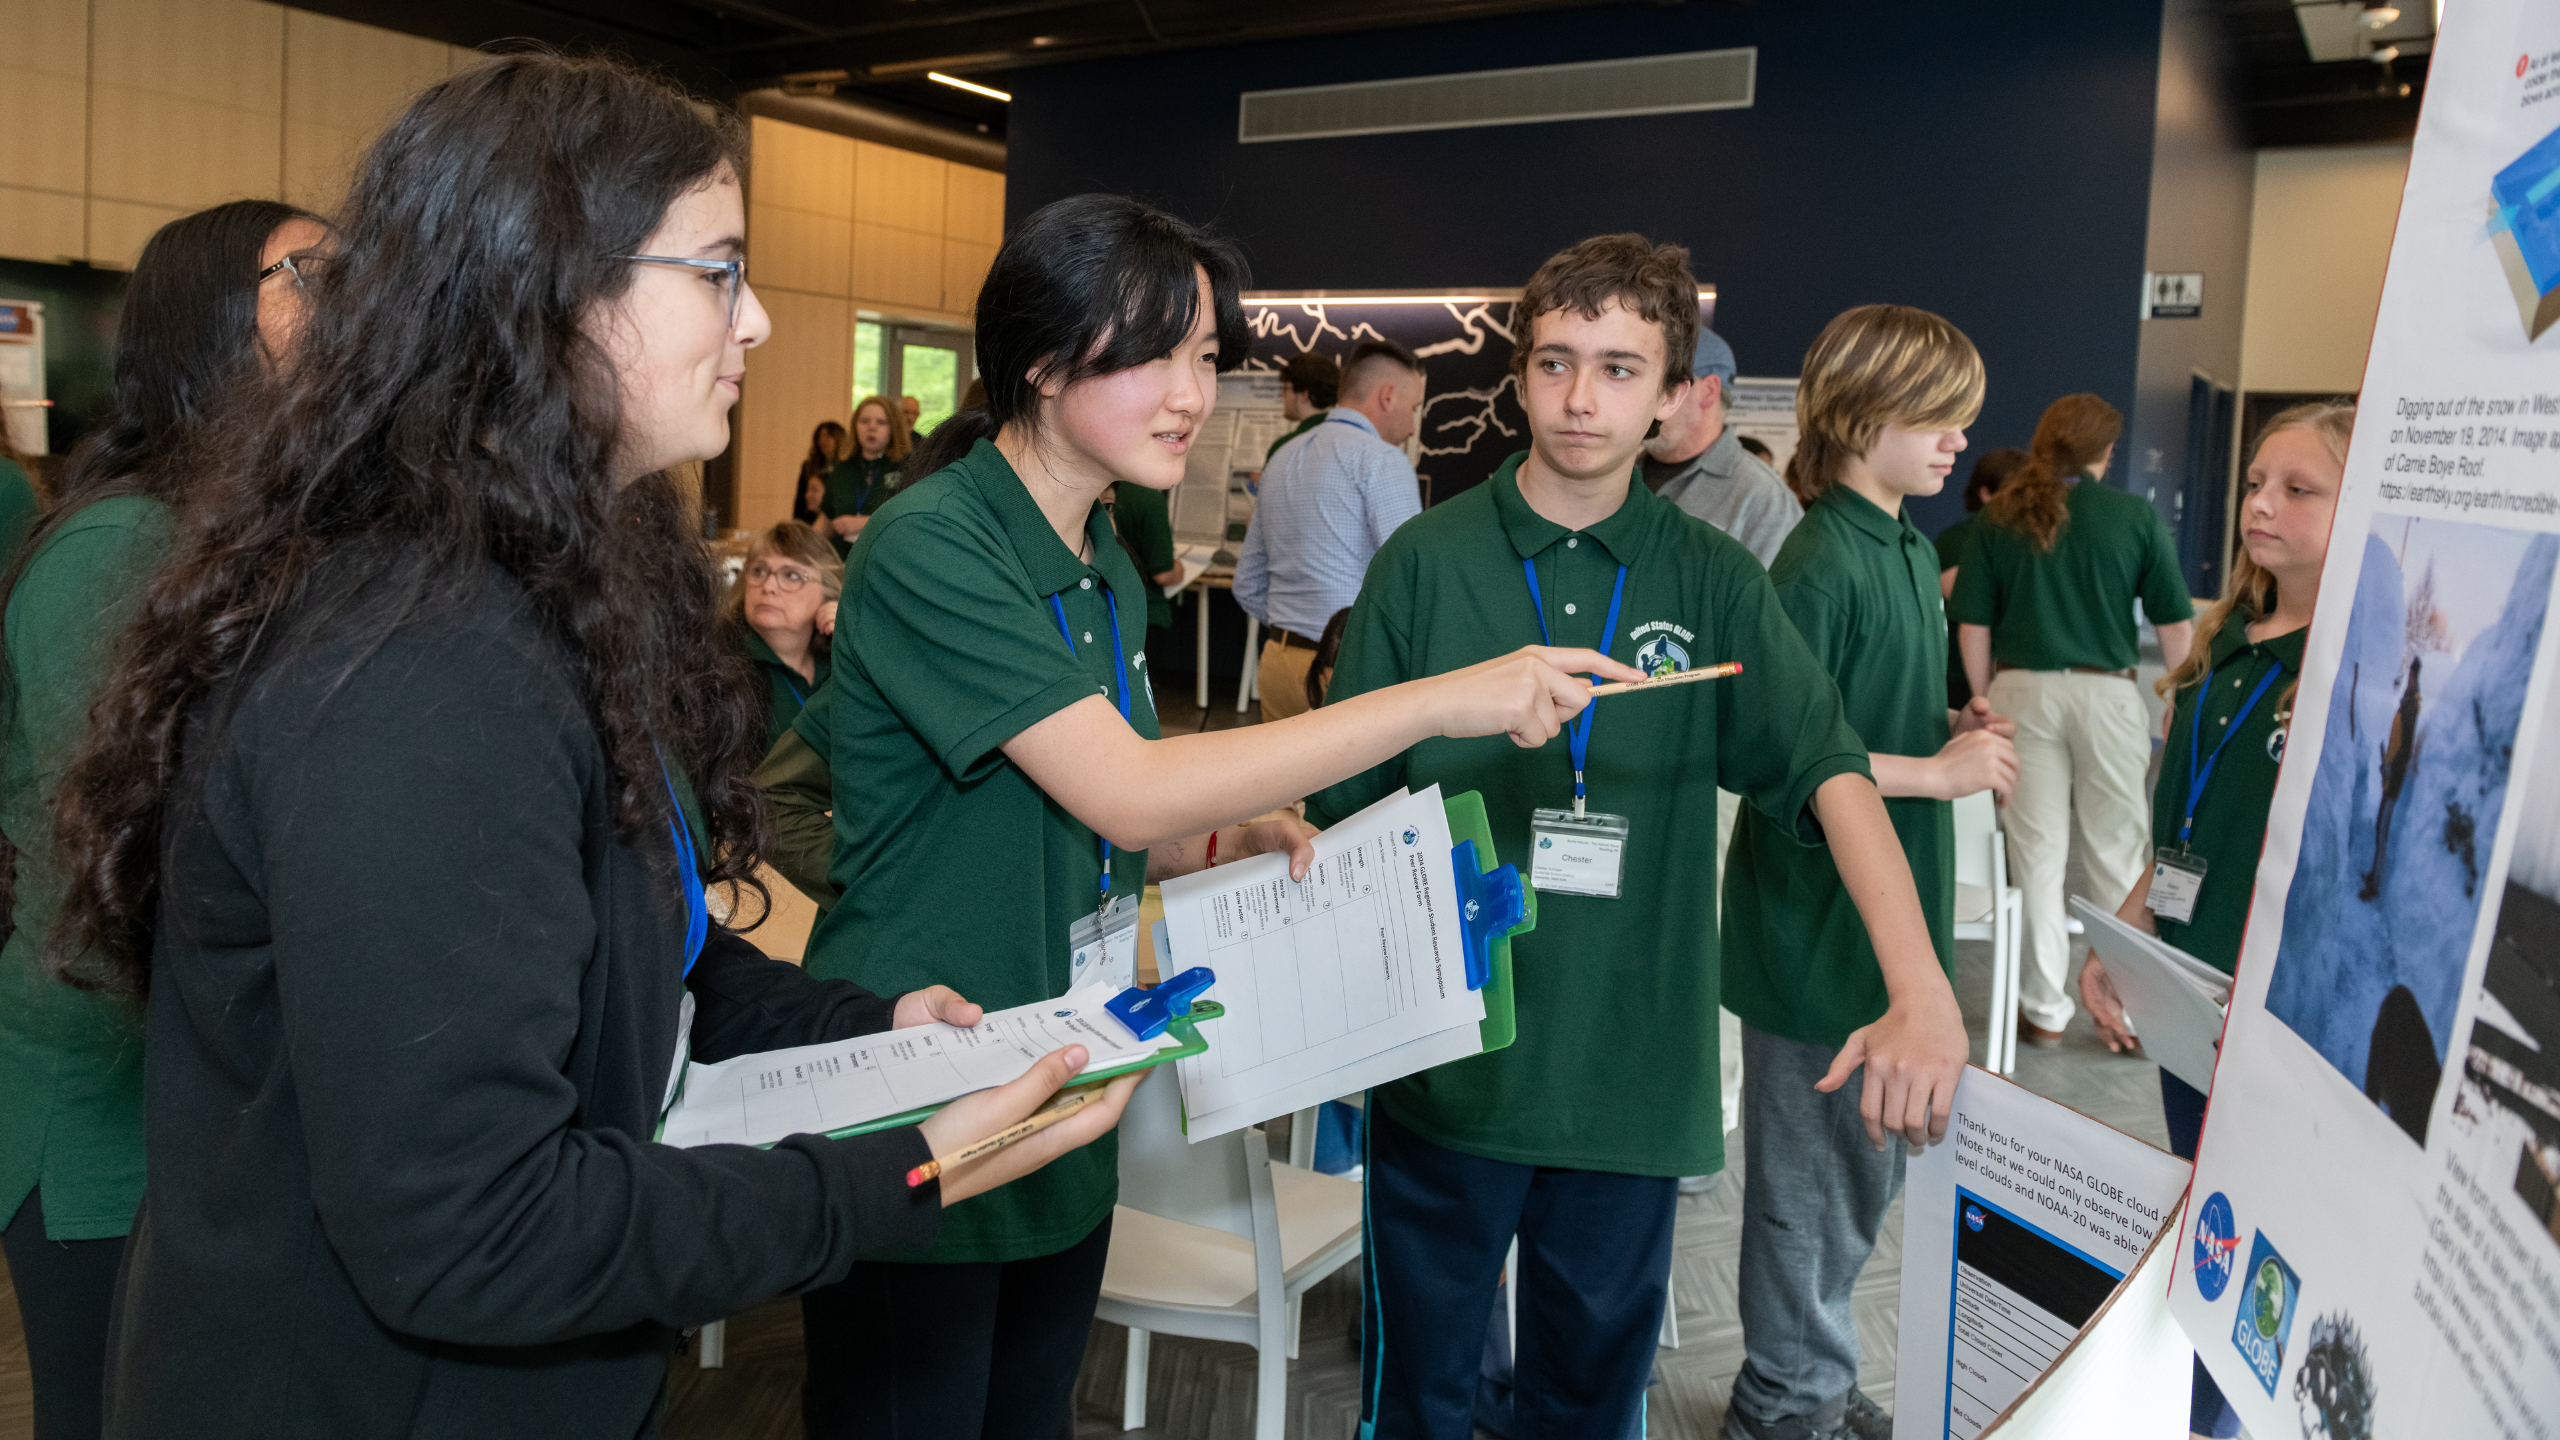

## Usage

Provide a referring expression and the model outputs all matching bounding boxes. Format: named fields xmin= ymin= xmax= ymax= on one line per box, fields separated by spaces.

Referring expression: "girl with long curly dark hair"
xmin=44 ymin=54 xmax=1134 ymax=1438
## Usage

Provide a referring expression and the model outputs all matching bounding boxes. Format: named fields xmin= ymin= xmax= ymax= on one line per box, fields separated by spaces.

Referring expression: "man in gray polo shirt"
xmin=1641 ymin=327 xmax=1801 ymax=567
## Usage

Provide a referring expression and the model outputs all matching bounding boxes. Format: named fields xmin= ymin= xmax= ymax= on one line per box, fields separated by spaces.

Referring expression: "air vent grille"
xmin=1239 ymin=47 xmax=1754 ymax=144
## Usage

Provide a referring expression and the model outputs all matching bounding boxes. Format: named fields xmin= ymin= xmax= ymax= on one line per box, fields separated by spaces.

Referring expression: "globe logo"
xmin=1401 ymin=827 xmax=1420 ymax=846
xmin=1634 ymin=635 xmax=1690 ymax=678
xmin=1538 ymin=836 xmax=1554 ymax=849
xmin=2250 ymin=1260 xmax=2287 ymax=1338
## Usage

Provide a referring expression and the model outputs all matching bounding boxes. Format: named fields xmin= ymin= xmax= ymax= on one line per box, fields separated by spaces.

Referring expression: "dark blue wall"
xmin=1006 ymin=0 xmax=2168 ymax=535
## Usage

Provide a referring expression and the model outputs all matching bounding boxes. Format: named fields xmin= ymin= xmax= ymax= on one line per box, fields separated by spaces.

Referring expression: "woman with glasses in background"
xmin=0 ymin=198 xmax=321 ymax=1440
xmin=727 ymin=519 xmax=842 ymax=748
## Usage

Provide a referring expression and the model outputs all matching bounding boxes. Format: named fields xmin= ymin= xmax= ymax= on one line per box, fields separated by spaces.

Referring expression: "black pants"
xmin=799 ymin=1216 xmax=1111 ymax=1440
xmin=3 ymin=1188 xmax=127 ymax=1440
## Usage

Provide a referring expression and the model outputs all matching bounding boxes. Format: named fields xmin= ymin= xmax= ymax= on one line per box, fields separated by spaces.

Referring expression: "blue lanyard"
xmin=657 ymin=763 xmax=709 ymax=978
xmin=1521 ymin=554 xmax=1626 ymax=813
xmin=852 ymin=458 xmax=885 ymax=514
xmin=2181 ymin=654 xmax=2283 ymax=849
xmin=1050 ymin=582 xmax=1132 ymax=902
xmin=781 ymin=669 xmax=807 ymax=706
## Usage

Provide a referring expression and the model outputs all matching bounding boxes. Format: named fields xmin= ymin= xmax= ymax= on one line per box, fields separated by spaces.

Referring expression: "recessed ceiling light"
xmin=928 ymin=72 xmax=1012 ymax=102
xmin=2369 ymin=44 xmax=2401 ymax=64
xmin=2357 ymin=4 xmax=2401 ymax=27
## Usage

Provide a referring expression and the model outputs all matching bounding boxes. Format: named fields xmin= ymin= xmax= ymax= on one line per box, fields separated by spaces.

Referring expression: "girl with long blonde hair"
xmin=818 ymin=392 xmax=911 ymax=553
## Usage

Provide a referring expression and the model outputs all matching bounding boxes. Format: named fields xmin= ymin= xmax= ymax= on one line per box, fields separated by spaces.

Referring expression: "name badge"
xmin=2148 ymin=848 xmax=2208 ymax=926
xmin=1529 ymin=808 xmax=1631 ymax=899
xmin=1068 ymin=891 xmax=1142 ymax=990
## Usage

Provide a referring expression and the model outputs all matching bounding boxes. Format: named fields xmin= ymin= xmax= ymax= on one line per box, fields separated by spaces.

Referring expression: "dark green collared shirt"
xmin=2150 ymin=619 xmax=2305 ymax=974
xmin=1725 ymin=484 xmax=1956 ymax=1048
xmin=804 ymin=439 xmax=1158 ymax=1263
xmin=1307 ymin=454 xmax=1870 ymax=1178
xmin=2 ymin=496 xmax=169 ymax=1239
xmin=1264 ymin=412 xmax=1322 ymax=463
xmin=1933 ymin=514 xmax=1979 ymax=573
xmin=1111 ymin=483 xmax=1177 ymax=631
xmin=738 ymin=626 xmax=830 ymax=751
xmin=1949 ymin=478 xmax=2194 ymax=671
xmin=821 ymin=455 xmax=902 ymax=556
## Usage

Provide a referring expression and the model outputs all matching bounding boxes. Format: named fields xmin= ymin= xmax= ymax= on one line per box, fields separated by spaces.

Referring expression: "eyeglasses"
xmin=617 ymin=254 xmax=749 ymax=332
xmin=745 ymin=561 xmax=820 ymax=592
xmin=256 ymin=253 xmax=319 ymax=290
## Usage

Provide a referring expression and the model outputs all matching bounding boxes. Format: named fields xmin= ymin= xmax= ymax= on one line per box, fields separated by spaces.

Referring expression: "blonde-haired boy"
xmin=1720 ymin=304 xmax=2019 ymax=1440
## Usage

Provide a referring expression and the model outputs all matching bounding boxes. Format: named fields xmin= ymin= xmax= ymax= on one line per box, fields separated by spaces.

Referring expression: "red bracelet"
xmin=1206 ymin=829 xmax=1220 ymax=867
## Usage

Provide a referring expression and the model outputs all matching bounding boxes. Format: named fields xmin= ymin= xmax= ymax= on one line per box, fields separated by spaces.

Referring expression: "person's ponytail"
xmin=1987 ymin=393 xmax=2120 ymax=552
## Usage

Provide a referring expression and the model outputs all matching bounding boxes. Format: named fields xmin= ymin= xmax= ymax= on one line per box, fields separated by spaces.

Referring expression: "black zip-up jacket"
xmin=108 ymin=573 xmax=938 ymax=1438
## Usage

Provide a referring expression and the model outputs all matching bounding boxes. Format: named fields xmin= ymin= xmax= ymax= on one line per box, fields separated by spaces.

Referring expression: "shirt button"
xmin=2219 ymin=716 xmax=2230 ymax=726
xmin=1567 ymin=537 xmax=1579 ymax=549
xmin=1564 ymin=602 xmax=1578 ymax=615
xmin=1081 ymin=577 xmax=1094 ymax=589
xmin=1084 ymin=631 xmax=1094 ymax=644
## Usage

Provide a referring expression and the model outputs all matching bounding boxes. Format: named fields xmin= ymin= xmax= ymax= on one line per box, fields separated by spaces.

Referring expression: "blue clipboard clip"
xmin=1451 ymin=839 xmax=1527 ymax=992
xmin=1108 ymin=966 xmax=1217 ymax=1040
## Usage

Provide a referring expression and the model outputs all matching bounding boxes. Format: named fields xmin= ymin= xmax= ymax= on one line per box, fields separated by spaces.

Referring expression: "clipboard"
xmin=1444 ymin=787 xmax=1531 ymax=1055
xmin=2070 ymin=896 xmax=2230 ymax=1094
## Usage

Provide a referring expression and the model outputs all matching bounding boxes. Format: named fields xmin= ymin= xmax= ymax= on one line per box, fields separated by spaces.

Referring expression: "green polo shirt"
xmin=1306 ymin=454 xmax=1871 ymax=1178
xmin=1948 ymin=478 xmax=2194 ymax=672
xmin=1 ymin=495 xmax=169 ymax=1240
xmin=1264 ymin=412 xmax=1322 ymax=463
xmin=821 ymin=454 xmax=902 ymax=556
xmin=739 ymin=626 xmax=829 ymax=750
xmin=804 ymin=438 xmax=1158 ymax=1263
xmin=1111 ymin=483 xmax=1177 ymax=631
xmin=1933 ymin=513 xmax=1978 ymax=573
xmin=1724 ymin=484 xmax=1956 ymax=1048
xmin=2151 ymin=620 xmax=2304 ymax=974
xmin=0 ymin=458 xmax=37 ymax=566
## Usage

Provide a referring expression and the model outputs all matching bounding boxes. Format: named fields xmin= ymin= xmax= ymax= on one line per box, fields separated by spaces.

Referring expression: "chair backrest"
xmin=1952 ymin=790 xmax=1999 ymax=890
xmin=1114 ymin=1068 xmax=1259 ymax=1243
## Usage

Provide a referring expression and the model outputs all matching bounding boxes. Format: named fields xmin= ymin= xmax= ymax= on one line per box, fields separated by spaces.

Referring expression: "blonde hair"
xmin=1987 ymin=394 xmax=2121 ymax=551
xmin=1791 ymin=304 xmax=1985 ymax=497
xmin=850 ymin=394 xmax=912 ymax=464
xmin=2154 ymin=401 xmax=2355 ymax=716
xmin=723 ymin=520 xmax=844 ymax=646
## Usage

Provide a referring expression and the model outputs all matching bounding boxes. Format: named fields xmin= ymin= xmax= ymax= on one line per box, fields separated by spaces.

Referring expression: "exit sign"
xmin=2143 ymin=273 xmax=2204 ymax=319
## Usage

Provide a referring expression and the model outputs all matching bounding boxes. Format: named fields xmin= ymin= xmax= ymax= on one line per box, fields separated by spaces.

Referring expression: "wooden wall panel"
xmin=942 ymin=239 xmax=996 ymax=316
xmin=0 ymin=0 xmax=91 ymax=74
xmin=749 ymin=202 xmax=851 ymax=299
xmin=0 ymin=70 xmax=88 ymax=194
xmin=85 ymin=196 xmax=189 ymax=269
xmin=0 ymin=187 xmax=85 ymax=263
xmin=94 ymin=0 xmax=281 ymax=106
xmin=944 ymin=164 xmax=1004 ymax=246
xmin=282 ymin=9 xmax=453 ymax=212
xmin=852 ymin=140 xmax=944 ymax=235
xmin=751 ymin=115 xmax=853 ymax=219
xmin=90 ymin=84 xmax=282 ymax=215
xmin=851 ymin=223 xmax=943 ymax=312
xmin=738 ymin=288 xmax=850 ymax=532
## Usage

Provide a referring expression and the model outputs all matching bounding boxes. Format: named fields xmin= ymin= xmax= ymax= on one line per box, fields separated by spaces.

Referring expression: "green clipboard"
xmin=658 ymin=999 xmax=1223 ymax=1146
xmin=1444 ymin=789 xmax=1532 ymax=1055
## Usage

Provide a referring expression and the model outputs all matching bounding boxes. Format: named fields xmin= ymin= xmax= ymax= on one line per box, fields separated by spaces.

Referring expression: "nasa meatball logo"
xmin=2192 ymin=1191 xmax=2239 ymax=1302
xmin=1634 ymin=635 xmax=1690 ymax=678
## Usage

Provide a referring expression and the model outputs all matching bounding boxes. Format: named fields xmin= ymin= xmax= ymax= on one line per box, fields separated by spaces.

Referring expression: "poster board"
xmin=1892 ymin=1067 xmax=2191 ymax=1440
xmin=2168 ymin=5 xmax=2560 ymax=1435
xmin=1726 ymin=375 xmax=1799 ymax=478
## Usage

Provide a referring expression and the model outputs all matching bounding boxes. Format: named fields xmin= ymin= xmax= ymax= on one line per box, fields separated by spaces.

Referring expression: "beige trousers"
xmin=1256 ymin=639 xmax=1317 ymax=723
xmin=1989 ymin=670 xmax=2154 ymax=1030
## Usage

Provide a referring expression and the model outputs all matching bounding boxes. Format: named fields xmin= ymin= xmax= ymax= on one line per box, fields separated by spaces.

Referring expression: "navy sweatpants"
xmin=1358 ymin=1111 xmax=1675 ymax=1440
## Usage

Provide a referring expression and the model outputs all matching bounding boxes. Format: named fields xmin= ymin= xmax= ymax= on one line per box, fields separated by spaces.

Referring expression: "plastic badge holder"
xmin=1443 ymin=789 xmax=1534 ymax=1055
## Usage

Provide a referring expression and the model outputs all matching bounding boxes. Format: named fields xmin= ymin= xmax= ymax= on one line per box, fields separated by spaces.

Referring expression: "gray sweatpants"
xmin=1726 ymin=1022 xmax=1907 ymax=1439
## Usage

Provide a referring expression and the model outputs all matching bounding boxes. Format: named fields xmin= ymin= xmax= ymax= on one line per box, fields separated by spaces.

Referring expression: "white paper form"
xmin=1164 ymin=785 xmax=1483 ymax=1138
xmin=658 ymin=984 xmax=1153 ymax=1149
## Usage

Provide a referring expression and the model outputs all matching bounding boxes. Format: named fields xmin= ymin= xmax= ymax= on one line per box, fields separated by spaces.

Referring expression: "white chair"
xmin=1100 ymin=1079 xmax=1365 ymax=1438
xmin=1237 ymin=614 xmax=1261 ymax=712
xmin=1952 ymin=790 xmax=2024 ymax=1074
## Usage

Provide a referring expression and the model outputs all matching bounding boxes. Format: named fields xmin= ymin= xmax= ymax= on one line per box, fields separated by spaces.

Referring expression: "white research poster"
xmin=2170 ymin=2 xmax=2560 ymax=1436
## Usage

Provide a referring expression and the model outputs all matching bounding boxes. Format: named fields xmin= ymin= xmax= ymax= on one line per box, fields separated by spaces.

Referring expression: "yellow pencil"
xmin=1589 ymin=661 xmax=1743 ymax=697
xmin=906 ymin=1084 xmax=1104 ymax=1188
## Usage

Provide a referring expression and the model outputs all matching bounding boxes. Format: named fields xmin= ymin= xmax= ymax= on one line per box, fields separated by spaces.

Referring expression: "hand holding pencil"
xmin=911 ymin=1048 xmax=1147 ymax=1205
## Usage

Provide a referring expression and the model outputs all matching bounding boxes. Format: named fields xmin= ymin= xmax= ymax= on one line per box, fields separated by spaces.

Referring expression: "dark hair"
xmin=1280 ymin=351 xmax=1340 ymax=409
xmin=921 ymin=193 xmax=1250 ymax=472
xmin=1512 ymin=234 xmax=1698 ymax=392
xmin=1735 ymin=434 xmax=1773 ymax=465
xmin=1964 ymin=447 xmax=2028 ymax=512
xmin=47 ymin=54 xmax=765 ymax=992
xmin=1988 ymin=394 xmax=2122 ymax=551
xmin=1341 ymin=338 xmax=1423 ymax=403
xmin=1305 ymin=607 xmax=1353 ymax=711
xmin=802 ymin=420 xmax=845 ymax=474
xmin=46 ymin=200 xmax=318 ymax=516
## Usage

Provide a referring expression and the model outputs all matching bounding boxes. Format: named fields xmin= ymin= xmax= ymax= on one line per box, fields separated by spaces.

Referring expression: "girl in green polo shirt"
xmin=1 ymin=197 xmax=323 ymax=1440
xmin=1951 ymin=393 xmax=2197 ymax=1045
xmin=798 ymin=191 xmax=1640 ymax=1439
xmin=2084 ymin=400 xmax=2350 ymax=1440
xmin=820 ymin=392 xmax=909 ymax=555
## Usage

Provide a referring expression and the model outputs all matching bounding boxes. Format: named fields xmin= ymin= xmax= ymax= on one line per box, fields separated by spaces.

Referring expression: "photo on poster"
xmin=2265 ymin=517 xmax=2558 ymax=1147
xmin=2442 ymin=679 xmax=2560 ymax=1265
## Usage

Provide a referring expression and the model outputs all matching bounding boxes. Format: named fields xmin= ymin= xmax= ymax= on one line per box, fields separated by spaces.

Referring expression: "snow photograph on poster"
xmin=2265 ymin=518 xmax=2558 ymax=1147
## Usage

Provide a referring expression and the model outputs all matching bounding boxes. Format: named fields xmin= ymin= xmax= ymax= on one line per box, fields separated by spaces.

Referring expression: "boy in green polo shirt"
xmin=1720 ymin=305 xmax=2018 ymax=1440
xmin=1309 ymin=238 xmax=1969 ymax=1440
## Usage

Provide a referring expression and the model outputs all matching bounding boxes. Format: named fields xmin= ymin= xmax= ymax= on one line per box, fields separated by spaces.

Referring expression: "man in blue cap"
xmin=1641 ymin=326 xmax=1801 ymax=568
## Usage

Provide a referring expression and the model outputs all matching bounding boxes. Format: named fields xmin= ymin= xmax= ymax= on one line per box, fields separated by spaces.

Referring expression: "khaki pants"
xmin=1256 ymin=639 xmax=1317 ymax=723
xmin=1988 ymin=670 xmax=2153 ymax=1030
